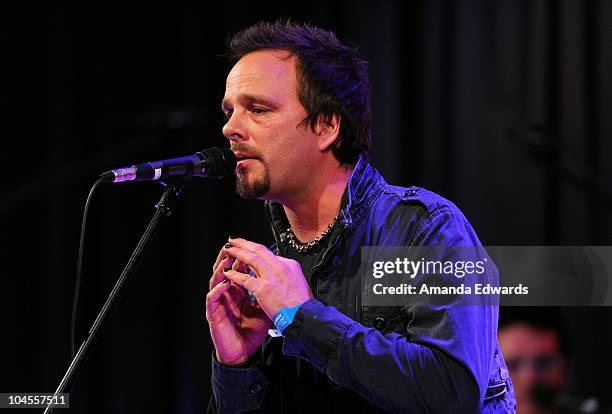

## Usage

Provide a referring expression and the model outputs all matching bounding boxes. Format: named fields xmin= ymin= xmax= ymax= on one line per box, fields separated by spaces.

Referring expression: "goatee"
xmin=235 ymin=170 xmax=270 ymax=199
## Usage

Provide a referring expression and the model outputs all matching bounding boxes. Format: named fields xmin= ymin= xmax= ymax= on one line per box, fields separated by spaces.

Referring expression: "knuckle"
xmin=254 ymin=244 xmax=266 ymax=254
xmin=251 ymin=282 xmax=263 ymax=296
xmin=243 ymin=251 xmax=256 ymax=263
xmin=280 ymin=259 xmax=298 ymax=273
xmin=213 ymin=260 xmax=224 ymax=273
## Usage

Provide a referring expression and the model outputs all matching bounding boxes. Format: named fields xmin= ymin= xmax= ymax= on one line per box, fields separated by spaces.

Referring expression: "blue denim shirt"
xmin=208 ymin=156 xmax=516 ymax=413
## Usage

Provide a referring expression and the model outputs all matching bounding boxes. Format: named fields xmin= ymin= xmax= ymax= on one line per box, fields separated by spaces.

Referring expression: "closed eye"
xmin=250 ymin=106 xmax=270 ymax=115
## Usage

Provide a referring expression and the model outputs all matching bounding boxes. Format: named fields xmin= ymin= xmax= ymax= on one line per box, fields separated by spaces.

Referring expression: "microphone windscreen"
xmin=199 ymin=147 xmax=236 ymax=178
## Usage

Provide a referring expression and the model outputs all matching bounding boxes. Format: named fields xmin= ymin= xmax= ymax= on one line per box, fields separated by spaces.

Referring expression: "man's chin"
xmin=235 ymin=174 xmax=270 ymax=200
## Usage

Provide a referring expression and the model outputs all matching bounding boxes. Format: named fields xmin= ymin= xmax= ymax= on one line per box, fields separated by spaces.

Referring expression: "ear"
xmin=314 ymin=113 xmax=341 ymax=152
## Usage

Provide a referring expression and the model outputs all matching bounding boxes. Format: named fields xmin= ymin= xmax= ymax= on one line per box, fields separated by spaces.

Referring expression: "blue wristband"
xmin=272 ymin=304 xmax=302 ymax=334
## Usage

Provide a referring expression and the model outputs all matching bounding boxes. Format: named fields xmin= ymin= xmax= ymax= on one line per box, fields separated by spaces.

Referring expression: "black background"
xmin=1 ymin=1 xmax=611 ymax=412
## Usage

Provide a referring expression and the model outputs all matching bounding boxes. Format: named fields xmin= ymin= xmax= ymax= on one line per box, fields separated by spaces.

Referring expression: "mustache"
xmin=230 ymin=144 xmax=262 ymax=160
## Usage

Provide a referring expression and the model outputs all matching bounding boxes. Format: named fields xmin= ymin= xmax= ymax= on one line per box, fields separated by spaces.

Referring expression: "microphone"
xmin=100 ymin=147 xmax=236 ymax=183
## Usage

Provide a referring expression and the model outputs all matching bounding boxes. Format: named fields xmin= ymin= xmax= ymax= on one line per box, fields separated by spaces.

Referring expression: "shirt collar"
xmin=265 ymin=153 xmax=384 ymax=245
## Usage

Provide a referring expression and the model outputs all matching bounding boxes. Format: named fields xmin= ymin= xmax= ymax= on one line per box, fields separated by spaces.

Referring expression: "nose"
xmin=222 ymin=111 xmax=247 ymax=142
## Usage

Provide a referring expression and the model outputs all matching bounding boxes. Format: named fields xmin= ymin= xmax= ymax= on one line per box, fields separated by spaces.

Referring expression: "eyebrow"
xmin=221 ymin=94 xmax=279 ymax=112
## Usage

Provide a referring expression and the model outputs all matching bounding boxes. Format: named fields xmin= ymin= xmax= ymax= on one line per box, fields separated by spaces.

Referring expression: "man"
xmin=206 ymin=21 xmax=515 ymax=413
xmin=498 ymin=308 xmax=568 ymax=414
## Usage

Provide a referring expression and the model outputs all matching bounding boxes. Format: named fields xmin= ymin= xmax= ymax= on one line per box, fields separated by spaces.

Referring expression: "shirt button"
xmin=373 ymin=316 xmax=387 ymax=331
xmin=249 ymin=383 xmax=263 ymax=395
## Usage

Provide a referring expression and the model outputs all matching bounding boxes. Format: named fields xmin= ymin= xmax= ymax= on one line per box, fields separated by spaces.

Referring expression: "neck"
xmin=282 ymin=164 xmax=352 ymax=242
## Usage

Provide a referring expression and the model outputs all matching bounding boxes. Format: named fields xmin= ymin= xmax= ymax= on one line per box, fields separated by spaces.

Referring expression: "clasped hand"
xmin=221 ymin=237 xmax=313 ymax=317
xmin=206 ymin=237 xmax=312 ymax=365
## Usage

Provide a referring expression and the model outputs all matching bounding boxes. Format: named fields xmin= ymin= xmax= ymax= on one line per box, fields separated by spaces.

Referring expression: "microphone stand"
xmin=43 ymin=181 xmax=184 ymax=413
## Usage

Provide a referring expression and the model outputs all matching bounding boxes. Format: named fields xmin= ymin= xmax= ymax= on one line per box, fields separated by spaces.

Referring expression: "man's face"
xmin=499 ymin=323 xmax=567 ymax=414
xmin=222 ymin=50 xmax=318 ymax=201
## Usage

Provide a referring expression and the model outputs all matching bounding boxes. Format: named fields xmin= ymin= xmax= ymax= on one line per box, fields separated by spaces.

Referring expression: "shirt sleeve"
xmin=208 ymin=353 xmax=269 ymax=414
xmin=281 ymin=207 xmax=494 ymax=413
